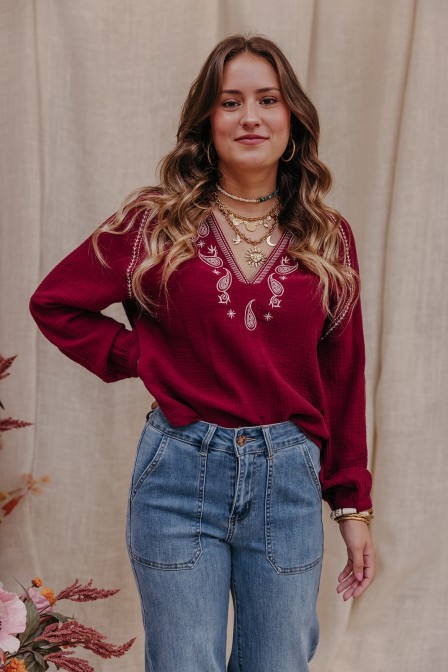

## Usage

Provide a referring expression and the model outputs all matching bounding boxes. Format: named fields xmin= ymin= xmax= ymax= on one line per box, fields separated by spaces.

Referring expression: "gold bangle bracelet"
xmin=336 ymin=514 xmax=372 ymax=525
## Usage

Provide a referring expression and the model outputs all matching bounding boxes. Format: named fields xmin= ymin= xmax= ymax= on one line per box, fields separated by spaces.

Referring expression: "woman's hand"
xmin=336 ymin=520 xmax=375 ymax=600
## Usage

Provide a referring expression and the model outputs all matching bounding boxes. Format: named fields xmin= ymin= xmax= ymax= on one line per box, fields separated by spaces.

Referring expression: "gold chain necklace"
xmin=214 ymin=197 xmax=279 ymax=268
xmin=214 ymin=195 xmax=280 ymax=233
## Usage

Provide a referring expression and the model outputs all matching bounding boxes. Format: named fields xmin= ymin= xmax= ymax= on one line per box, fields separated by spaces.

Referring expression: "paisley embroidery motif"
xmin=217 ymin=268 xmax=232 ymax=304
xmin=197 ymin=221 xmax=210 ymax=238
xmin=198 ymin=245 xmax=223 ymax=269
xmin=268 ymin=274 xmax=284 ymax=298
xmin=217 ymin=267 xmax=232 ymax=292
xmin=244 ymin=300 xmax=257 ymax=331
xmin=275 ymin=256 xmax=299 ymax=276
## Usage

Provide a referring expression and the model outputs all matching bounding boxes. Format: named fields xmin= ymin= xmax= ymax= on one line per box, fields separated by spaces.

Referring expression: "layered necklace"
xmin=214 ymin=188 xmax=281 ymax=268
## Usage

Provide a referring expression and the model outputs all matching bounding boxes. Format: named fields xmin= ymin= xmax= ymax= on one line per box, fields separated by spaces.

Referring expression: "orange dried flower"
xmin=41 ymin=587 xmax=55 ymax=605
xmin=32 ymin=577 xmax=43 ymax=587
xmin=3 ymin=657 xmax=27 ymax=672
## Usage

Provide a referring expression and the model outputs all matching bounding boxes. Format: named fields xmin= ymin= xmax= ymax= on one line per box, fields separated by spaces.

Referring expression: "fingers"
xmin=337 ymin=561 xmax=353 ymax=583
xmin=337 ymin=555 xmax=375 ymax=600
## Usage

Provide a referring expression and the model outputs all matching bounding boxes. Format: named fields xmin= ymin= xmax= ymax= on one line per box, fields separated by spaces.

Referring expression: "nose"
xmin=240 ymin=100 xmax=261 ymax=127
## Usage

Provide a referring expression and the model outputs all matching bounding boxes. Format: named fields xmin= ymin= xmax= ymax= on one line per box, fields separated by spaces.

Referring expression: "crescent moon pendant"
xmin=266 ymin=236 xmax=276 ymax=247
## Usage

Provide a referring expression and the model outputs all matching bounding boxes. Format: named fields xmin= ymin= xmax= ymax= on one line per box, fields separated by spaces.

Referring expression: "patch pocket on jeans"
xmin=128 ymin=435 xmax=204 ymax=570
xmin=265 ymin=440 xmax=323 ymax=574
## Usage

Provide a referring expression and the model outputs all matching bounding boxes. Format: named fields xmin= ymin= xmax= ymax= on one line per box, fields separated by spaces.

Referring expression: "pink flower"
xmin=27 ymin=587 xmax=52 ymax=613
xmin=0 ymin=589 xmax=27 ymax=653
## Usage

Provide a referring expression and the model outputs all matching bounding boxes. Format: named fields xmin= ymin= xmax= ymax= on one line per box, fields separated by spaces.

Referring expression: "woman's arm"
xmin=29 ymin=210 xmax=146 ymax=382
xmin=317 ymin=218 xmax=372 ymax=511
xmin=317 ymin=218 xmax=375 ymax=597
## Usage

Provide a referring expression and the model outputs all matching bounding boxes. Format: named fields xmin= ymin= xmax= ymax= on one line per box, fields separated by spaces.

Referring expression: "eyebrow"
xmin=220 ymin=87 xmax=281 ymax=94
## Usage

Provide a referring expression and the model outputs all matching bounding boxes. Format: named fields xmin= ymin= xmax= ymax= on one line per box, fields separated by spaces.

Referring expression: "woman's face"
xmin=210 ymin=52 xmax=291 ymax=176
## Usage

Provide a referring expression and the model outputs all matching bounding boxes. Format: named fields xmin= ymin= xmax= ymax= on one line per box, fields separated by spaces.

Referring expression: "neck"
xmin=217 ymin=165 xmax=278 ymax=201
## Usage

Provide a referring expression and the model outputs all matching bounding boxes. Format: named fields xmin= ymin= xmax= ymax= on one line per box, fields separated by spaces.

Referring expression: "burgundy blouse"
xmin=29 ymin=208 xmax=373 ymax=511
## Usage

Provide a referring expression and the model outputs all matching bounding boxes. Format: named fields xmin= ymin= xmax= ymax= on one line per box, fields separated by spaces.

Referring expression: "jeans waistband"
xmin=147 ymin=407 xmax=308 ymax=458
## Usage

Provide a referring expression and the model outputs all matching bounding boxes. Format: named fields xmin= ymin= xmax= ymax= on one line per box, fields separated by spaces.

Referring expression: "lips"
xmin=235 ymin=134 xmax=268 ymax=145
xmin=236 ymin=134 xmax=267 ymax=140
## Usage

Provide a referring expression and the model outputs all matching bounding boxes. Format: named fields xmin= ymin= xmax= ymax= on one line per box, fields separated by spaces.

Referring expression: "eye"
xmin=221 ymin=99 xmax=240 ymax=109
xmin=260 ymin=97 xmax=277 ymax=106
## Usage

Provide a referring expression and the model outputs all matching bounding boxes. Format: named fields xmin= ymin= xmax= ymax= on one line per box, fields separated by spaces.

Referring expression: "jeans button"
xmin=236 ymin=435 xmax=247 ymax=447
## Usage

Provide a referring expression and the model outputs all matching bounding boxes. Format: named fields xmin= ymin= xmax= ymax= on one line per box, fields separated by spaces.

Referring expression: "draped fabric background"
xmin=1 ymin=1 xmax=447 ymax=670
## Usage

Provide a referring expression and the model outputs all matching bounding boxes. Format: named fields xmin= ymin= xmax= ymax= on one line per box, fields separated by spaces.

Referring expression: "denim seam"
xmin=230 ymin=571 xmax=243 ymax=671
xmin=129 ymin=548 xmax=202 ymax=571
xmin=130 ymin=561 xmax=155 ymax=672
xmin=147 ymin=421 xmax=201 ymax=448
xmin=129 ymin=419 xmax=153 ymax=493
xmin=234 ymin=454 xmax=258 ymax=526
xmin=225 ymin=451 xmax=240 ymax=543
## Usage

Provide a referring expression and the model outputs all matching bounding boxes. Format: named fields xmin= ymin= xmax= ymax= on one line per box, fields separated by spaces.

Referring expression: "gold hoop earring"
xmin=281 ymin=137 xmax=296 ymax=163
xmin=206 ymin=142 xmax=216 ymax=166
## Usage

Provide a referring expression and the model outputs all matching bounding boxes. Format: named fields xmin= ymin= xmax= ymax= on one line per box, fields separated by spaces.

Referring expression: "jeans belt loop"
xmin=261 ymin=426 xmax=275 ymax=460
xmin=200 ymin=423 xmax=217 ymax=456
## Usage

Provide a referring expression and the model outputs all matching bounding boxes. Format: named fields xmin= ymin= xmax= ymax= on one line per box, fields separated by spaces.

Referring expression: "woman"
xmin=30 ymin=34 xmax=375 ymax=672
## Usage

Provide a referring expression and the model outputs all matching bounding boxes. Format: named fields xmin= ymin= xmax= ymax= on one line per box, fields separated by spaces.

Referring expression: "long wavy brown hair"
xmin=93 ymin=34 xmax=359 ymax=327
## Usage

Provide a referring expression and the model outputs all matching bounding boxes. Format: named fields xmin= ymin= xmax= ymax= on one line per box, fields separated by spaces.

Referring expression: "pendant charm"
xmin=266 ymin=235 xmax=276 ymax=247
xmin=245 ymin=221 xmax=258 ymax=232
xmin=233 ymin=234 xmax=242 ymax=245
xmin=245 ymin=247 xmax=267 ymax=267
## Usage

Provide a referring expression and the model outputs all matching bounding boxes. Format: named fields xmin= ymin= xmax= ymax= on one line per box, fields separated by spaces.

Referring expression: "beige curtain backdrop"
xmin=1 ymin=1 xmax=446 ymax=670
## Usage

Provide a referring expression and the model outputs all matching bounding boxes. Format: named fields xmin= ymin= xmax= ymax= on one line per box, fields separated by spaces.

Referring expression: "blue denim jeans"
xmin=126 ymin=407 xmax=324 ymax=672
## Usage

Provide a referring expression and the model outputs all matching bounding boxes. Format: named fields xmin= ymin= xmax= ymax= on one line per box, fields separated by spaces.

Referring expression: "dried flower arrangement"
xmin=0 ymin=355 xmax=49 ymax=522
xmin=0 ymin=578 xmax=135 ymax=672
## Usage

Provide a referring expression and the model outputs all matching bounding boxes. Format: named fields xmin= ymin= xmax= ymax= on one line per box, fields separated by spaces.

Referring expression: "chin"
xmin=226 ymin=153 xmax=278 ymax=171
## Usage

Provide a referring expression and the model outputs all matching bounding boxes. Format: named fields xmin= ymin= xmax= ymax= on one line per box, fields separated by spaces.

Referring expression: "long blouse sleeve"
xmin=317 ymin=218 xmax=373 ymax=511
xmin=29 ymin=210 xmax=147 ymax=383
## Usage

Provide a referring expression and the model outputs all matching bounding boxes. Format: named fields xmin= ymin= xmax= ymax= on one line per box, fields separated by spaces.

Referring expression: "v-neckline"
xmin=207 ymin=212 xmax=292 ymax=285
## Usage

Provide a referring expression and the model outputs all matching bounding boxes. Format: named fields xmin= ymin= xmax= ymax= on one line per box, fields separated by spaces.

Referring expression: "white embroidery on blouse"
xmin=267 ymin=257 xmax=298 ymax=309
xmin=244 ymin=300 xmax=257 ymax=331
xmin=198 ymin=244 xmax=223 ymax=269
xmin=126 ymin=209 xmax=149 ymax=299
xmin=194 ymin=217 xmax=299 ymax=330
xmin=320 ymin=220 xmax=356 ymax=341
xmin=195 ymin=224 xmax=233 ymax=310
xmin=217 ymin=268 xmax=232 ymax=304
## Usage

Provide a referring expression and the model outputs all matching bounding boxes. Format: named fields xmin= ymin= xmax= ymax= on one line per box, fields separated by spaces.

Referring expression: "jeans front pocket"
xmin=127 ymin=429 xmax=205 ymax=570
xmin=265 ymin=439 xmax=324 ymax=574
xmin=129 ymin=421 xmax=168 ymax=497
